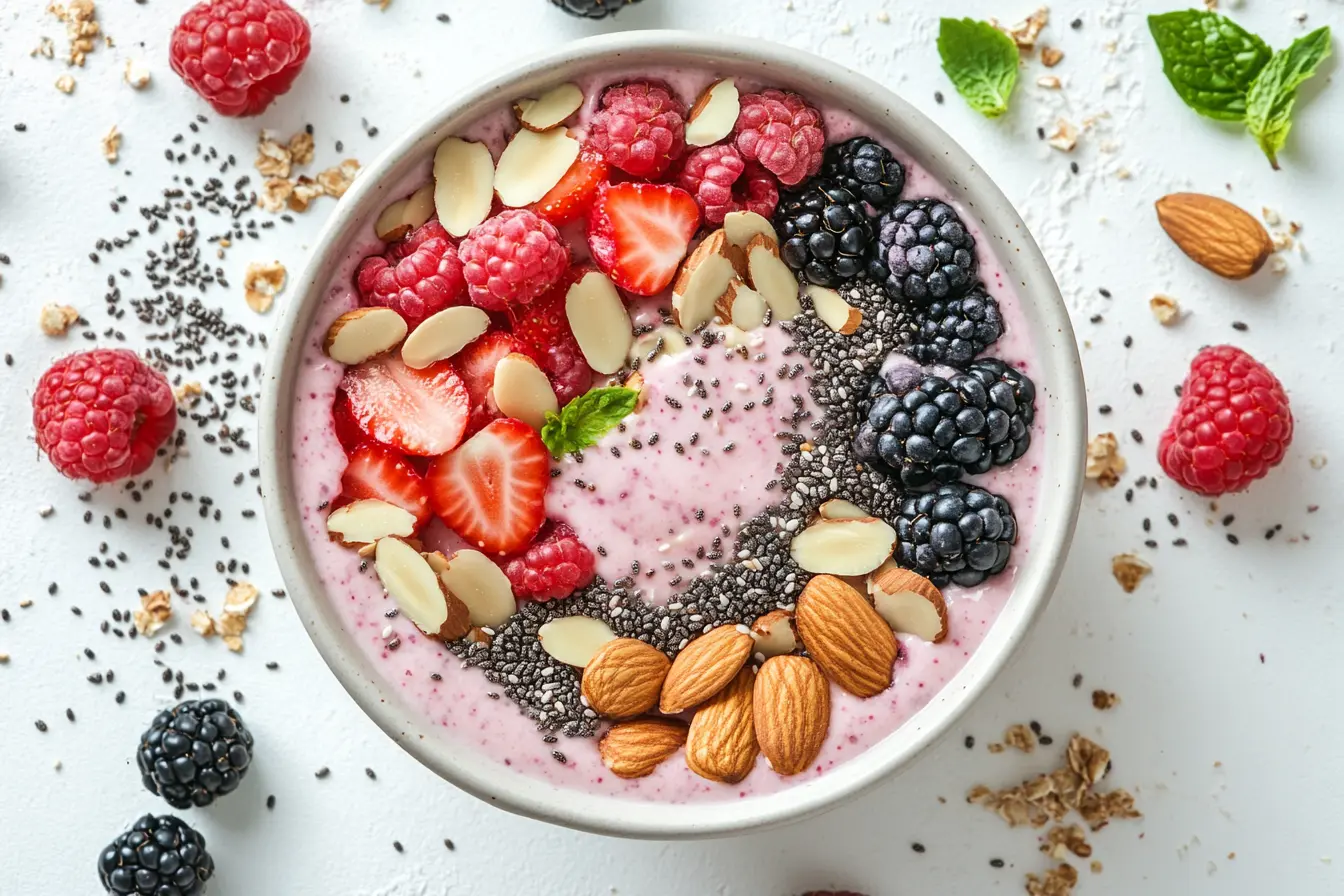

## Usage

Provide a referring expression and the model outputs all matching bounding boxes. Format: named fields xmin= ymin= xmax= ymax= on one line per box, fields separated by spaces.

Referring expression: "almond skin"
xmin=1155 ymin=193 xmax=1274 ymax=280
xmin=581 ymin=638 xmax=672 ymax=719
xmin=753 ymin=656 xmax=830 ymax=776
xmin=599 ymin=717 xmax=688 ymax=779
xmin=685 ymin=666 xmax=758 ymax=784
xmin=795 ymin=575 xmax=897 ymax=698
xmin=659 ymin=624 xmax=753 ymax=714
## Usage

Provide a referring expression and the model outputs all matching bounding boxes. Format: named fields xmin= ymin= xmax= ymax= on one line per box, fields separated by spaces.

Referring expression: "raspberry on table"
xmin=32 ymin=349 xmax=177 ymax=484
xmin=732 ymin=89 xmax=826 ymax=187
xmin=356 ymin=220 xmax=468 ymax=327
xmin=458 ymin=210 xmax=570 ymax=311
xmin=586 ymin=81 xmax=687 ymax=180
xmin=137 ymin=698 xmax=254 ymax=809
xmin=168 ymin=0 xmax=311 ymax=118
xmin=676 ymin=144 xmax=779 ymax=226
xmin=1158 ymin=345 xmax=1293 ymax=496
xmin=502 ymin=522 xmax=597 ymax=601
xmin=97 ymin=814 xmax=214 ymax=896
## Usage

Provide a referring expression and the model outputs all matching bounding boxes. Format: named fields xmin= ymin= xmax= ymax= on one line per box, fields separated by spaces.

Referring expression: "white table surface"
xmin=2 ymin=0 xmax=1341 ymax=893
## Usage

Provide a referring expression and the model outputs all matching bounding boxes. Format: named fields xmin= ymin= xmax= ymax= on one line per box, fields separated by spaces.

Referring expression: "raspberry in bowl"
xmin=261 ymin=33 xmax=1085 ymax=837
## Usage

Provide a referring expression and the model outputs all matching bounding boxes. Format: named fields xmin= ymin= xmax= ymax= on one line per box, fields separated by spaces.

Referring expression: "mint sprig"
xmin=937 ymin=18 xmax=1020 ymax=118
xmin=1245 ymin=27 xmax=1332 ymax=170
xmin=540 ymin=386 xmax=639 ymax=458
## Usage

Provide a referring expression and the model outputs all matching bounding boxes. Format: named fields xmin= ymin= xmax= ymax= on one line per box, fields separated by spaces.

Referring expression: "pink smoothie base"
xmin=288 ymin=69 xmax=1045 ymax=803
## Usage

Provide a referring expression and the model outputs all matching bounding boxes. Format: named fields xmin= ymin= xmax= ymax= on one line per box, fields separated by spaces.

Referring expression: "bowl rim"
xmin=260 ymin=29 xmax=1086 ymax=840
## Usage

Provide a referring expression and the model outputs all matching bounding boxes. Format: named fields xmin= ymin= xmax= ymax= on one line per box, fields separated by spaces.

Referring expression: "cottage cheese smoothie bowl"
xmin=260 ymin=32 xmax=1085 ymax=838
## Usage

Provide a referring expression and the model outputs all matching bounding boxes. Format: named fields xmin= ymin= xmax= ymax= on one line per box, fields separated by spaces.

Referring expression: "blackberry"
xmin=821 ymin=136 xmax=906 ymax=215
xmin=775 ymin=179 xmax=874 ymax=287
xmin=137 ymin=698 xmax=254 ymax=809
xmin=896 ymin=483 xmax=1017 ymax=587
xmin=906 ymin=288 xmax=1004 ymax=367
xmin=962 ymin=357 xmax=1035 ymax=465
xmin=549 ymin=0 xmax=643 ymax=17
xmin=869 ymin=199 xmax=978 ymax=303
xmin=97 ymin=814 xmax=214 ymax=896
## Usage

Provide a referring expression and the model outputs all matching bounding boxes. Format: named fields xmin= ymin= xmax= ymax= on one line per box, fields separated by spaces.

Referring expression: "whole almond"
xmin=685 ymin=666 xmax=758 ymax=784
xmin=599 ymin=717 xmax=688 ymax=779
xmin=753 ymin=656 xmax=830 ymax=776
xmin=581 ymin=638 xmax=672 ymax=718
xmin=659 ymin=624 xmax=753 ymax=714
xmin=795 ymin=575 xmax=897 ymax=698
xmin=1155 ymin=193 xmax=1274 ymax=280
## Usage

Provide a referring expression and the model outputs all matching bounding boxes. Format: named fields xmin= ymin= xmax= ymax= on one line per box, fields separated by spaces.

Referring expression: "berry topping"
xmin=168 ymin=0 xmax=311 ymax=118
xmin=774 ymin=179 xmax=873 ymax=287
xmin=509 ymin=279 xmax=594 ymax=405
xmin=586 ymin=81 xmax=687 ymax=180
xmin=1158 ymin=345 xmax=1293 ymax=496
xmin=427 ymin=417 xmax=550 ymax=556
xmin=587 ymin=181 xmax=700 ymax=296
xmin=32 ymin=349 xmax=177 ymax=484
xmin=502 ymin=521 xmax=597 ymax=601
xmin=906 ymin=288 xmax=1004 ymax=368
xmin=98 ymin=814 xmax=214 ymax=896
xmin=550 ymin=0 xmax=643 ymax=17
xmin=356 ymin=219 xmax=468 ymax=327
xmin=896 ymin=483 xmax=1017 ymax=588
xmin=340 ymin=442 xmax=432 ymax=527
xmin=732 ymin=89 xmax=825 ymax=187
xmin=330 ymin=388 xmax=368 ymax=454
xmin=870 ymin=199 xmax=978 ymax=303
xmin=137 ymin=699 xmax=254 ymax=809
xmin=340 ymin=355 xmax=470 ymax=457
xmin=822 ymin=136 xmax=906 ymax=215
xmin=528 ymin=148 xmax=610 ymax=226
xmin=456 ymin=331 xmax=526 ymax=433
xmin=676 ymin=144 xmax=780 ymax=226
xmin=458 ymin=209 xmax=570 ymax=311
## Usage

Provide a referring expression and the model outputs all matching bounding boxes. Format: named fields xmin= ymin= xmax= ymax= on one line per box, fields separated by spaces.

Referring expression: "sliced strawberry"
xmin=341 ymin=442 xmax=432 ymax=527
xmin=528 ymin=148 xmax=610 ymax=227
xmin=455 ymin=331 xmax=524 ymax=434
xmin=340 ymin=355 xmax=469 ymax=457
xmin=587 ymin=182 xmax=700 ymax=296
xmin=426 ymin=417 xmax=550 ymax=556
xmin=331 ymin=388 xmax=369 ymax=455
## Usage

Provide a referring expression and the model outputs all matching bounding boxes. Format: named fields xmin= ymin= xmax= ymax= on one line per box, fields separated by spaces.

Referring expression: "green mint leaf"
xmin=1147 ymin=10 xmax=1272 ymax=121
xmin=1245 ymin=26 xmax=1332 ymax=169
xmin=937 ymin=18 xmax=1020 ymax=118
xmin=540 ymin=386 xmax=639 ymax=458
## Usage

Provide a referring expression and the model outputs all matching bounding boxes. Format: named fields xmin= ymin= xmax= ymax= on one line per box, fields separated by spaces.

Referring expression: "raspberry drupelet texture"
xmin=586 ymin=81 xmax=687 ymax=180
xmin=502 ymin=522 xmax=597 ymax=601
xmin=1158 ymin=345 xmax=1293 ymax=496
xmin=97 ymin=814 xmax=214 ymax=896
xmin=458 ymin=209 xmax=571 ymax=311
xmin=733 ymin=89 xmax=826 ymax=187
xmin=33 ymin=349 xmax=177 ymax=483
xmin=508 ymin=277 xmax=595 ymax=405
xmin=676 ymin=144 xmax=779 ymax=225
xmin=168 ymin=0 xmax=311 ymax=118
xmin=356 ymin=220 xmax=467 ymax=327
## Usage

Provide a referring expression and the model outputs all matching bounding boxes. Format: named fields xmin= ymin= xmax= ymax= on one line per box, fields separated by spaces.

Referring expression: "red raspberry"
xmin=508 ymin=276 xmax=594 ymax=406
xmin=32 ymin=350 xmax=177 ymax=483
xmin=676 ymin=145 xmax=780 ymax=226
xmin=539 ymin=340 xmax=594 ymax=407
xmin=458 ymin=210 xmax=570 ymax=311
xmin=733 ymin=89 xmax=825 ymax=187
xmin=168 ymin=0 xmax=311 ymax=118
xmin=356 ymin=220 xmax=468 ymax=327
xmin=502 ymin=522 xmax=597 ymax=601
xmin=586 ymin=81 xmax=687 ymax=180
xmin=1158 ymin=345 xmax=1293 ymax=497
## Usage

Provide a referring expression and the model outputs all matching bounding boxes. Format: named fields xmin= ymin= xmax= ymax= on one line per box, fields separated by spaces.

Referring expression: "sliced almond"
xmin=401 ymin=184 xmax=436 ymax=233
xmin=715 ymin=280 xmax=768 ymax=331
xmin=749 ymin=609 xmax=798 ymax=659
xmin=746 ymin=235 xmax=803 ymax=321
xmin=818 ymin=498 xmax=869 ymax=520
xmin=868 ymin=559 xmax=948 ymax=643
xmin=325 ymin=499 xmax=417 ymax=545
xmin=625 ymin=370 xmax=648 ymax=410
xmin=538 ymin=616 xmax=616 ymax=668
xmin=566 ymin=269 xmax=633 ymax=375
xmin=753 ymin=655 xmax=830 ymax=776
xmin=685 ymin=666 xmax=758 ymax=784
xmin=671 ymin=230 xmax=737 ymax=332
xmin=323 ymin=307 xmax=408 ymax=365
xmin=375 ymin=537 xmax=471 ymax=640
xmin=581 ymin=638 xmax=672 ymax=718
xmin=685 ymin=78 xmax=740 ymax=147
xmin=433 ymin=137 xmax=495 ymax=238
xmin=795 ymin=574 xmax=897 ymax=698
xmin=628 ymin=325 xmax=690 ymax=364
xmin=723 ymin=210 xmax=778 ymax=249
xmin=789 ymin=517 xmax=897 ymax=576
xmin=659 ymin=624 xmax=754 ymax=715
xmin=804 ymin=283 xmax=862 ymax=335
xmin=600 ymin=717 xmax=688 ymax=779
xmin=494 ymin=127 xmax=581 ymax=208
xmin=514 ymin=82 xmax=584 ymax=132
xmin=491 ymin=352 xmax=558 ymax=431
xmin=439 ymin=549 xmax=516 ymax=628
xmin=401 ymin=306 xmax=490 ymax=369
xmin=374 ymin=184 xmax=436 ymax=242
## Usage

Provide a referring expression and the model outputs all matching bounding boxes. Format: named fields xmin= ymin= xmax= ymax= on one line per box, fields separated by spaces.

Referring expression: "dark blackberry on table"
xmin=869 ymin=199 xmax=978 ymax=303
xmin=896 ymin=483 xmax=1017 ymax=587
xmin=97 ymin=814 xmax=213 ymax=896
xmin=549 ymin=0 xmax=643 ymax=16
xmin=137 ymin=698 xmax=254 ymax=809
xmin=775 ymin=179 xmax=874 ymax=287
xmin=961 ymin=357 xmax=1035 ymax=466
xmin=821 ymin=136 xmax=906 ymax=215
xmin=906 ymin=287 xmax=1004 ymax=367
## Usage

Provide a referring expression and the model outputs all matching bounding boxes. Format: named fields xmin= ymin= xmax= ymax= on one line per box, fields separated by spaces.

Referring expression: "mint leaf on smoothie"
xmin=541 ymin=386 xmax=639 ymax=458
xmin=937 ymin=18 xmax=1019 ymax=118
xmin=1244 ymin=26 xmax=1332 ymax=169
xmin=1147 ymin=10 xmax=1272 ymax=120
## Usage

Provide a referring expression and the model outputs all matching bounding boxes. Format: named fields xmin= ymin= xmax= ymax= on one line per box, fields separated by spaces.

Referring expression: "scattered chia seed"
xmin=1174 ymin=538 xmax=1188 ymax=547
xmin=365 ymin=767 xmax=377 ymax=780
xmin=991 ymin=858 xmax=1006 ymax=868
xmin=1130 ymin=429 xmax=1143 ymax=444
xmin=392 ymin=841 xmax=403 ymax=853
xmin=1072 ymin=673 xmax=1083 ymax=688
xmin=1123 ymin=335 xmax=1133 ymax=348
xmin=964 ymin=735 xmax=974 ymax=749
xmin=1133 ymin=383 xmax=1143 ymax=396
xmin=912 ymin=843 xmax=926 ymax=854
xmin=1227 ymin=533 xmax=1240 ymax=545
xmin=1231 ymin=321 xmax=1248 ymax=331
xmin=266 ymin=794 xmax=276 ymax=810
xmin=1039 ymin=735 xmax=1054 ymax=745
xmin=315 ymin=767 xmax=330 ymax=779
xmin=35 ymin=720 xmax=48 ymax=732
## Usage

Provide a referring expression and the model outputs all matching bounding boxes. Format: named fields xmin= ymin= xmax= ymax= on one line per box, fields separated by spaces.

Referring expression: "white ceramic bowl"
xmin=260 ymin=30 xmax=1085 ymax=839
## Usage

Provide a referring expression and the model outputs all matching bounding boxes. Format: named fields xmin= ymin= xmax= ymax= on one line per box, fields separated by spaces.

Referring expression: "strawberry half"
xmin=341 ymin=442 xmax=431 ymax=527
xmin=587 ymin=182 xmax=700 ymax=296
xmin=455 ymin=330 xmax=524 ymax=434
xmin=340 ymin=355 xmax=469 ymax=457
xmin=528 ymin=148 xmax=609 ymax=227
xmin=426 ymin=417 xmax=550 ymax=556
xmin=331 ymin=388 xmax=369 ymax=455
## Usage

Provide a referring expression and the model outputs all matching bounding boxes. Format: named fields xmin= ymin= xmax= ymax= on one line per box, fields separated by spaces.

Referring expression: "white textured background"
xmin=2 ymin=1 xmax=1342 ymax=893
